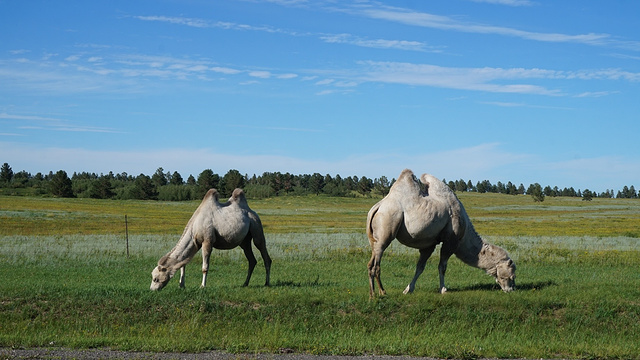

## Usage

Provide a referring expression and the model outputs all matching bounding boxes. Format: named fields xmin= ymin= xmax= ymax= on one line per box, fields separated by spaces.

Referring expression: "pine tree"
xmin=50 ymin=170 xmax=74 ymax=198
xmin=309 ymin=173 xmax=325 ymax=195
xmin=529 ymin=183 xmax=544 ymax=202
xmin=131 ymin=174 xmax=158 ymax=200
xmin=0 ymin=163 xmax=13 ymax=183
xmin=89 ymin=176 xmax=114 ymax=199
xmin=373 ymin=176 xmax=391 ymax=196
xmin=151 ymin=167 xmax=168 ymax=187
xmin=197 ymin=169 xmax=219 ymax=198
xmin=357 ymin=176 xmax=373 ymax=196
xmin=221 ymin=169 xmax=245 ymax=196
xmin=170 ymin=171 xmax=184 ymax=185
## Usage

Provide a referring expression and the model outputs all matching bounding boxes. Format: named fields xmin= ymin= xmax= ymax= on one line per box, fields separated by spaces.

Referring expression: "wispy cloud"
xmin=277 ymin=73 xmax=298 ymax=79
xmin=135 ymin=15 xmax=211 ymax=28
xmin=358 ymin=6 xmax=610 ymax=46
xmin=320 ymin=33 xmax=440 ymax=52
xmin=4 ymin=51 xmax=639 ymax=98
xmin=479 ymin=101 xmax=574 ymax=110
xmin=135 ymin=14 xmax=440 ymax=54
xmin=47 ymin=125 xmax=121 ymax=133
xmin=0 ymin=53 xmax=303 ymax=94
xmin=0 ymin=113 xmax=64 ymax=122
xmin=574 ymin=91 xmax=619 ymax=98
xmin=211 ymin=66 xmax=242 ymax=75
xmin=358 ymin=61 xmax=563 ymax=95
xmin=134 ymin=6 xmax=640 ymax=55
xmin=564 ymin=69 xmax=640 ymax=82
xmin=0 ymin=112 xmax=120 ymax=134
xmin=249 ymin=70 xmax=272 ymax=79
xmin=356 ymin=61 xmax=640 ymax=95
xmin=9 ymin=49 xmax=30 ymax=55
xmin=134 ymin=15 xmax=293 ymax=35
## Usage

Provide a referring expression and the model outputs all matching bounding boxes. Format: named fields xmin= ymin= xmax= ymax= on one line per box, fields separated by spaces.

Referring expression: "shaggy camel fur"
xmin=366 ymin=169 xmax=515 ymax=297
xmin=150 ymin=188 xmax=271 ymax=291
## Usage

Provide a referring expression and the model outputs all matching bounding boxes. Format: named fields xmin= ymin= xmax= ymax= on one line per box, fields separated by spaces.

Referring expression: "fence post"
xmin=125 ymin=214 xmax=130 ymax=258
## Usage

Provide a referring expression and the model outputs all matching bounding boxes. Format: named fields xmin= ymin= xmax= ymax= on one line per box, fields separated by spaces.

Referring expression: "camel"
xmin=150 ymin=188 xmax=271 ymax=291
xmin=366 ymin=169 xmax=515 ymax=297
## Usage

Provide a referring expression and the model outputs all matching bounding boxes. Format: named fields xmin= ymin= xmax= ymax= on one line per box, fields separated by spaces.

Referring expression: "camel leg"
xmin=179 ymin=266 xmax=186 ymax=288
xmin=367 ymin=254 xmax=380 ymax=298
xmin=200 ymin=241 xmax=212 ymax=288
xmin=438 ymin=244 xmax=456 ymax=294
xmin=367 ymin=245 xmax=390 ymax=298
xmin=240 ymin=237 xmax=257 ymax=287
xmin=367 ymin=209 xmax=399 ymax=298
xmin=403 ymin=245 xmax=436 ymax=294
xmin=251 ymin=233 xmax=272 ymax=286
xmin=368 ymin=232 xmax=395 ymax=298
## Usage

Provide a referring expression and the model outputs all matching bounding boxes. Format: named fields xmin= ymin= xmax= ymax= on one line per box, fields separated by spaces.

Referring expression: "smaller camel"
xmin=150 ymin=188 xmax=271 ymax=291
xmin=367 ymin=169 xmax=515 ymax=297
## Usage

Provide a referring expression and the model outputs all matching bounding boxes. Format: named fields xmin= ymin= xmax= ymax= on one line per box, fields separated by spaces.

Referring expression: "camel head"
xmin=150 ymin=265 xmax=175 ymax=291
xmin=494 ymin=259 xmax=516 ymax=292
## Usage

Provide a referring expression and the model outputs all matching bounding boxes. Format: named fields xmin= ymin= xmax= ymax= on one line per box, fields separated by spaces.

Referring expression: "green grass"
xmin=1 ymin=194 xmax=640 ymax=358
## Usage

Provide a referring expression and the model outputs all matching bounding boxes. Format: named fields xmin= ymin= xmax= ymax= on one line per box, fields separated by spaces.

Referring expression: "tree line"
xmin=0 ymin=162 xmax=637 ymax=202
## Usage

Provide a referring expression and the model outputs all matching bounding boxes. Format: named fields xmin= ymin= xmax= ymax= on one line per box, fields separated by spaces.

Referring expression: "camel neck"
xmin=454 ymin=224 xmax=486 ymax=268
xmin=163 ymin=228 xmax=200 ymax=269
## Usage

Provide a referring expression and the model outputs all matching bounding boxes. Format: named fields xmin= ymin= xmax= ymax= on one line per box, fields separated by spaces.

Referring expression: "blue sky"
xmin=1 ymin=0 xmax=639 ymax=192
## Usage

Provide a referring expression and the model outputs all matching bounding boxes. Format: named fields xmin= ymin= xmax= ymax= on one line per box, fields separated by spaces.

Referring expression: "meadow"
xmin=0 ymin=193 xmax=639 ymax=359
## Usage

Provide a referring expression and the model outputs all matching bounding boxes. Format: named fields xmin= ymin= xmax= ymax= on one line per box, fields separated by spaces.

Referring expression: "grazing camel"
xmin=366 ymin=169 xmax=515 ymax=297
xmin=150 ymin=188 xmax=271 ymax=291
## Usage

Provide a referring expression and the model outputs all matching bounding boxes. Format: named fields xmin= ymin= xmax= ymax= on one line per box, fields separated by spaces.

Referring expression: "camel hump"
xmin=397 ymin=169 xmax=415 ymax=182
xmin=391 ymin=169 xmax=416 ymax=189
xmin=230 ymin=188 xmax=248 ymax=206
xmin=420 ymin=173 xmax=451 ymax=196
xmin=204 ymin=189 xmax=220 ymax=202
xmin=231 ymin=188 xmax=245 ymax=200
xmin=388 ymin=169 xmax=421 ymax=196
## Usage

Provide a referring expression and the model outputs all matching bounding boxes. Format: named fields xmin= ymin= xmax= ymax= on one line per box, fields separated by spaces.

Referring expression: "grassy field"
xmin=1 ymin=193 xmax=639 ymax=359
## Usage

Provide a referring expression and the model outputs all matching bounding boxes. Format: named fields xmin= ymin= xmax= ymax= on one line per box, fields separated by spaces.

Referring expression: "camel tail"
xmin=366 ymin=201 xmax=382 ymax=244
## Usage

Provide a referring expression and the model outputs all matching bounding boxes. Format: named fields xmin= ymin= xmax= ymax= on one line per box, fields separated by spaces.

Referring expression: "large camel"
xmin=367 ymin=169 xmax=515 ymax=297
xmin=150 ymin=188 xmax=271 ymax=291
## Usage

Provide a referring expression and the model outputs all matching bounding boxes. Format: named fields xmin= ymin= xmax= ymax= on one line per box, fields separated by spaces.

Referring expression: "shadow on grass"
xmin=450 ymin=280 xmax=556 ymax=292
xmin=271 ymin=276 xmax=337 ymax=288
